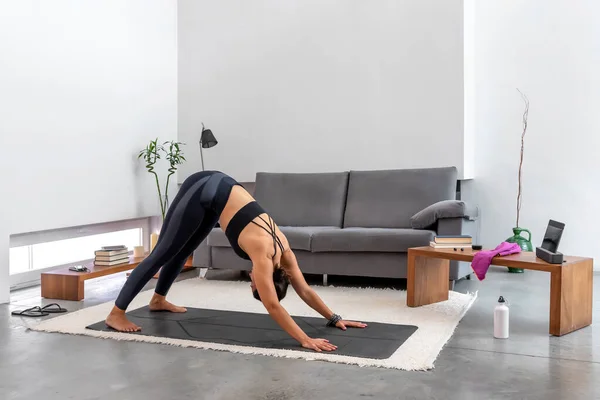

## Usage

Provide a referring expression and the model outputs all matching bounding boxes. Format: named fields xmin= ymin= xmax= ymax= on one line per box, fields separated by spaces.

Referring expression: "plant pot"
xmin=505 ymin=227 xmax=532 ymax=273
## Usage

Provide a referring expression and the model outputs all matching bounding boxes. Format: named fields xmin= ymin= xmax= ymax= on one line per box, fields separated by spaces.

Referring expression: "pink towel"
xmin=471 ymin=242 xmax=521 ymax=281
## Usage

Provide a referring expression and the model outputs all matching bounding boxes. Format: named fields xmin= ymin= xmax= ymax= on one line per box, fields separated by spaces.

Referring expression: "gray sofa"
xmin=193 ymin=167 xmax=478 ymax=284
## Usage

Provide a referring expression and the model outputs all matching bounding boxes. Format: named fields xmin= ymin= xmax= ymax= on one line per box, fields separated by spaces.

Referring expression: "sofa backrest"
xmin=253 ymin=172 xmax=349 ymax=227
xmin=343 ymin=167 xmax=458 ymax=228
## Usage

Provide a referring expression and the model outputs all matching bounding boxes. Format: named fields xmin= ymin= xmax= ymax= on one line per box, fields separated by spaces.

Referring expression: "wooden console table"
xmin=407 ymin=246 xmax=593 ymax=336
xmin=41 ymin=255 xmax=193 ymax=301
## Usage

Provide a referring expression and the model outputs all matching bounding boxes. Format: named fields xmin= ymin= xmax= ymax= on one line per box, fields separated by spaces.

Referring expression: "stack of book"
xmin=94 ymin=245 xmax=130 ymax=266
xmin=429 ymin=235 xmax=472 ymax=249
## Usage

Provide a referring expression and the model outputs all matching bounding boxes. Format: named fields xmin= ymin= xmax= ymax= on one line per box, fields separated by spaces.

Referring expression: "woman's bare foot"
xmin=149 ymin=293 xmax=187 ymax=313
xmin=105 ymin=306 xmax=141 ymax=332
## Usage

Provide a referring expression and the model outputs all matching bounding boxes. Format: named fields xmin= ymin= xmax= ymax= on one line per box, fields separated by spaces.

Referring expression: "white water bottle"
xmin=494 ymin=296 xmax=509 ymax=339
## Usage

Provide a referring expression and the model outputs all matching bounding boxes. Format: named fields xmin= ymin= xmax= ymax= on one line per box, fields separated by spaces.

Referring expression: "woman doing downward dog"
xmin=105 ymin=170 xmax=366 ymax=352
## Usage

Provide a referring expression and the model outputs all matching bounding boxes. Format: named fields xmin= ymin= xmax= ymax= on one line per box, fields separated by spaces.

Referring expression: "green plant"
xmin=138 ymin=138 xmax=186 ymax=220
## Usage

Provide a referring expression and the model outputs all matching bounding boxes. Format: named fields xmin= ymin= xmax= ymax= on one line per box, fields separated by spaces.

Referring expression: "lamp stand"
xmin=199 ymin=141 xmax=205 ymax=171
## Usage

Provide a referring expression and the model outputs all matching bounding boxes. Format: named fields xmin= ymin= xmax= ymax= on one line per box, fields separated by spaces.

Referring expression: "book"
xmin=429 ymin=241 xmax=471 ymax=249
xmin=94 ymin=257 xmax=130 ymax=266
xmin=434 ymin=235 xmax=472 ymax=244
xmin=94 ymin=254 xmax=131 ymax=262
xmin=94 ymin=249 xmax=129 ymax=257
xmin=101 ymin=245 xmax=127 ymax=251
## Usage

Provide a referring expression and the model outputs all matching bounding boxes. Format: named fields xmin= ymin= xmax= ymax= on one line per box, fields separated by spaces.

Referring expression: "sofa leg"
xmin=466 ymin=273 xmax=471 ymax=280
xmin=199 ymin=268 xmax=208 ymax=279
xmin=449 ymin=279 xmax=455 ymax=291
xmin=323 ymin=274 xmax=328 ymax=286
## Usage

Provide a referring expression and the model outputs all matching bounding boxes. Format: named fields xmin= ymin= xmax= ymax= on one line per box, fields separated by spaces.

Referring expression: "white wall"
xmin=178 ymin=0 xmax=472 ymax=183
xmin=462 ymin=0 xmax=600 ymax=267
xmin=0 ymin=236 xmax=7 ymax=303
xmin=0 ymin=0 xmax=178 ymax=302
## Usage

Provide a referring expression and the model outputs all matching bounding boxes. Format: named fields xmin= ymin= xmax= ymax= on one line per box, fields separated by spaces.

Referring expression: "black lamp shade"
xmin=200 ymin=129 xmax=218 ymax=148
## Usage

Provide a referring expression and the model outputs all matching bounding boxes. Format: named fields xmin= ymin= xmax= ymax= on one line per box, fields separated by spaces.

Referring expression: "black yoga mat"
xmin=86 ymin=307 xmax=418 ymax=359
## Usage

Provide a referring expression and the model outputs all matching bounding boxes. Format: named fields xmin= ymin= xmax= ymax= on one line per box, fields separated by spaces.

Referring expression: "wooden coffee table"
xmin=407 ymin=246 xmax=594 ymax=336
xmin=41 ymin=255 xmax=194 ymax=301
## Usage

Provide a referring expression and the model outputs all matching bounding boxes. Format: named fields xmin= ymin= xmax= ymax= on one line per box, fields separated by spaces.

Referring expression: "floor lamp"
xmin=199 ymin=124 xmax=218 ymax=171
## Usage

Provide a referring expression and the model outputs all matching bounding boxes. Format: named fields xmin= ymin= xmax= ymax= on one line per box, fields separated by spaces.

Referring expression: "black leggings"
xmin=115 ymin=171 xmax=235 ymax=310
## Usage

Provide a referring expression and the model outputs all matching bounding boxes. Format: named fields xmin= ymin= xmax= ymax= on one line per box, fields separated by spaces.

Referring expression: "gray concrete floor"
xmin=1 ymin=267 xmax=599 ymax=400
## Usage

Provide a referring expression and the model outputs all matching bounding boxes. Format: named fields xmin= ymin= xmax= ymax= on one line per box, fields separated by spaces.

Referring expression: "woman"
xmin=105 ymin=171 xmax=366 ymax=352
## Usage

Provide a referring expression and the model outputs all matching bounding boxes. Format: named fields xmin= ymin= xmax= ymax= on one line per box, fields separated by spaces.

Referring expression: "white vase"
xmin=133 ymin=245 xmax=145 ymax=258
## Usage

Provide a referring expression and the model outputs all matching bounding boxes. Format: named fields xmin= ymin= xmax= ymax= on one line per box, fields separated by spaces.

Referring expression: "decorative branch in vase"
xmin=139 ymin=138 xmax=186 ymax=221
xmin=506 ymin=88 xmax=531 ymax=273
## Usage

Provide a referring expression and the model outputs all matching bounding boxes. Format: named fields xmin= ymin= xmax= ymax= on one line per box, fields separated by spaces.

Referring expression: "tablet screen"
xmin=541 ymin=220 xmax=564 ymax=253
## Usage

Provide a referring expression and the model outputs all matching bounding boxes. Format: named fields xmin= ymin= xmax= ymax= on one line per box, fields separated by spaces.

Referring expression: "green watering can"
xmin=505 ymin=227 xmax=533 ymax=273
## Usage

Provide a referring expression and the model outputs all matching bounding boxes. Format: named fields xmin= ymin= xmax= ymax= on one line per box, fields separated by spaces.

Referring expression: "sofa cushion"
xmin=253 ymin=172 xmax=348 ymax=227
xmin=207 ymin=228 xmax=232 ymax=248
xmin=343 ymin=167 xmax=457 ymax=229
xmin=311 ymin=228 xmax=435 ymax=253
xmin=279 ymin=226 xmax=340 ymax=250
xmin=207 ymin=226 xmax=340 ymax=251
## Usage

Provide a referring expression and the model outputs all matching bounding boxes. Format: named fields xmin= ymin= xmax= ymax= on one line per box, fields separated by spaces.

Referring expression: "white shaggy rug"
xmin=31 ymin=279 xmax=476 ymax=371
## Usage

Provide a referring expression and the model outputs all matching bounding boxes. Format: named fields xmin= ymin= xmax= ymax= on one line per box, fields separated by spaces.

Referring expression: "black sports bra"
xmin=225 ymin=201 xmax=284 ymax=260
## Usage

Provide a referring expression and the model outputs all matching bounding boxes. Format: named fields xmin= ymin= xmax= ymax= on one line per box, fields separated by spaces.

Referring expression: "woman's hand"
xmin=301 ymin=338 xmax=337 ymax=352
xmin=335 ymin=320 xmax=368 ymax=331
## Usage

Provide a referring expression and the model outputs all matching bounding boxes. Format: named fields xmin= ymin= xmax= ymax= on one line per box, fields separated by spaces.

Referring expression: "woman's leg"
xmin=148 ymin=210 xmax=219 ymax=312
xmin=152 ymin=171 xmax=214 ymax=250
xmin=106 ymin=174 xmax=215 ymax=332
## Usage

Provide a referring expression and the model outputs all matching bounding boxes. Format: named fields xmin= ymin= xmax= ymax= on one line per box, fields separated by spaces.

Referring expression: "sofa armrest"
xmin=436 ymin=216 xmax=480 ymax=280
xmin=436 ymin=216 xmax=478 ymax=237
xmin=410 ymin=200 xmax=479 ymax=229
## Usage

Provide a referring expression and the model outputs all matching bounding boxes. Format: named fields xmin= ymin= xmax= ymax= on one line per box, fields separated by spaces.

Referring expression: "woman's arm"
xmin=283 ymin=250 xmax=334 ymax=319
xmin=282 ymin=249 xmax=367 ymax=330
xmin=251 ymin=253 xmax=337 ymax=351
xmin=252 ymin=255 xmax=309 ymax=342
